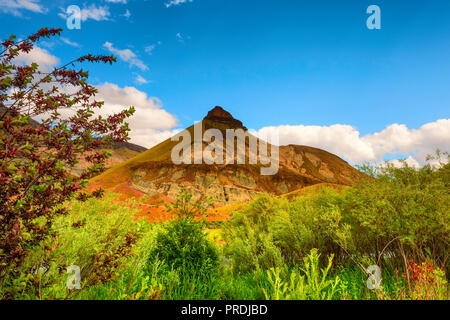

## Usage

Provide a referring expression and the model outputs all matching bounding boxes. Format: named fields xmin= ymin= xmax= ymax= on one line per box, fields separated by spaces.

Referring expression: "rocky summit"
xmin=204 ymin=106 xmax=247 ymax=130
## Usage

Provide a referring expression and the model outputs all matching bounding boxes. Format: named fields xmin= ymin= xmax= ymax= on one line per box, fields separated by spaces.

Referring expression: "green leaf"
xmin=8 ymin=162 xmax=18 ymax=172
xmin=1 ymin=76 xmax=11 ymax=88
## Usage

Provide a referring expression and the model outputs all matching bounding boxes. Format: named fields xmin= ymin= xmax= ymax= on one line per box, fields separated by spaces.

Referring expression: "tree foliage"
xmin=0 ymin=27 xmax=135 ymax=272
xmin=150 ymin=189 xmax=219 ymax=276
xmin=225 ymin=154 xmax=449 ymax=280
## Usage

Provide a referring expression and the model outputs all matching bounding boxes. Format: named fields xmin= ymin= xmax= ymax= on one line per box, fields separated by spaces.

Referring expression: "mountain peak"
xmin=203 ymin=106 xmax=246 ymax=129
xmin=204 ymin=106 xmax=234 ymax=120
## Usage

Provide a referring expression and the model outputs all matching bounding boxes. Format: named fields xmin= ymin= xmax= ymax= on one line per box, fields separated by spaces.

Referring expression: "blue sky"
xmin=1 ymin=0 xmax=449 ymax=165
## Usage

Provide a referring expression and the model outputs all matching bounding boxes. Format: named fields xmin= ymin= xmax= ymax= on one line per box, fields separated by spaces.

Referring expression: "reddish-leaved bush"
xmin=0 ymin=27 xmax=135 ymax=272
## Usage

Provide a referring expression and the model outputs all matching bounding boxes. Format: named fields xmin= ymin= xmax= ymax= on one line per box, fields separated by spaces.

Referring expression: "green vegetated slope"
xmin=2 ymin=158 xmax=448 ymax=300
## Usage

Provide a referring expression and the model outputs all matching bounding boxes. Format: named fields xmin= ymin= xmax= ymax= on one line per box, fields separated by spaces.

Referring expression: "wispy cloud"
xmin=58 ymin=4 xmax=110 ymax=22
xmin=103 ymin=42 xmax=148 ymax=71
xmin=105 ymin=0 xmax=127 ymax=3
xmin=146 ymin=43 xmax=161 ymax=55
xmin=145 ymin=44 xmax=155 ymax=55
xmin=165 ymin=0 xmax=193 ymax=8
xmin=145 ymin=41 xmax=162 ymax=55
xmin=122 ymin=9 xmax=131 ymax=19
xmin=135 ymin=74 xmax=149 ymax=85
xmin=60 ymin=37 xmax=80 ymax=48
xmin=176 ymin=32 xmax=190 ymax=43
xmin=0 ymin=0 xmax=46 ymax=17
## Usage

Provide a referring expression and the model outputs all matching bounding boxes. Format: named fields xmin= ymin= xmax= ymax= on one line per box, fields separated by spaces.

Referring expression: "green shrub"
xmin=224 ymin=191 xmax=346 ymax=273
xmin=148 ymin=189 xmax=220 ymax=277
xmin=224 ymin=152 xmax=449 ymax=299
xmin=150 ymin=217 xmax=220 ymax=275
xmin=261 ymin=249 xmax=341 ymax=300
xmin=341 ymin=154 xmax=449 ymax=278
xmin=223 ymin=195 xmax=286 ymax=273
xmin=0 ymin=193 xmax=153 ymax=300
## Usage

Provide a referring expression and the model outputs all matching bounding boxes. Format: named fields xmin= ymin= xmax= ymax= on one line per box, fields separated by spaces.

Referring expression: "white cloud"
xmin=165 ymin=0 xmax=193 ymax=8
xmin=0 ymin=0 xmax=46 ymax=16
xmin=135 ymin=74 xmax=149 ymax=85
xmin=253 ymin=119 xmax=450 ymax=166
xmin=58 ymin=4 xmax=110 ymax=22
xmin=80 ymin=4 xmax=110 ymax=21
xmin=384 ymin=156 xmax=420 ymax=169
xmin=105 ymin=0 xmax=127 ymax=3
xmin=361 ymin=121 xmax=450 ymax=163
xmin=103 ymin=42 xmax=148 ymax=71
xmin=95 ymin=83 xmax=179 ymax=148
xmin=14 ymin=45 xmax=59 ymax=72
xmin=32 ymin=82 xmax=178 ymax=148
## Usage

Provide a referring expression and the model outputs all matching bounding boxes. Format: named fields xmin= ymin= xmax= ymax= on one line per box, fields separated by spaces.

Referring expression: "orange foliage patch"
xmin=88 ymin=183 xmax=240 ymax=223
xmin=87 ymin=180 xmax=344 ymax=224
xmin=134 ymin=197 xmax=238 ymax=223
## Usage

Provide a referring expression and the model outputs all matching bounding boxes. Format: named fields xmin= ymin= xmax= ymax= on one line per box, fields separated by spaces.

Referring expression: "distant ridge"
xmin=0 ymin=105 xmax=147 ymax=176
